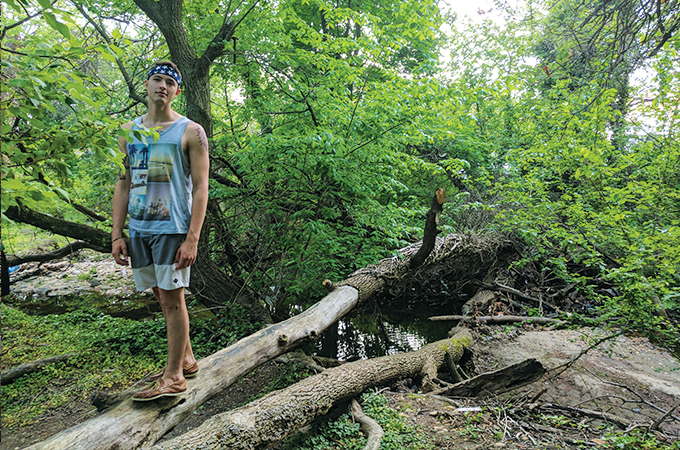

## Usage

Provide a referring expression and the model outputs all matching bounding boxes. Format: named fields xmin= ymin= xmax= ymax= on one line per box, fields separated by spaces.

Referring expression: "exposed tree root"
xmin=350 ymin=399 xmax=383 ymax=450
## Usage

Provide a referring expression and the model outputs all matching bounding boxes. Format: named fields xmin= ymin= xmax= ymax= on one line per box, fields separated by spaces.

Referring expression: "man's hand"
xmin=112 ymin=239 xmax=129 ymax=266
xmin=174 ymin=239 xmax=198 ymax=270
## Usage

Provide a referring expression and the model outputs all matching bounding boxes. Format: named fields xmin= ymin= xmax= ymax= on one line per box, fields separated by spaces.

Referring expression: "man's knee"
xmin=156 ymin=287 xmax=186 ymax=309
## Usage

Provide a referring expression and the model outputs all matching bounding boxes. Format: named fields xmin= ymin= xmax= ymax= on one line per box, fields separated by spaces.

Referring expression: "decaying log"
xmin=430 ymin=358 xmax=546 ymax=398
xmin=351 ymin=399 xmax=383 ymax=450
xmin=26 ymin=189 xmax=449 ymax=450
xmin=153 ymin=330 xmax=472 ymax=450
xmin=430 ymin=314 xmax=564 ymax=326
xmin=1 ymin=353 xmax=77 ymax=384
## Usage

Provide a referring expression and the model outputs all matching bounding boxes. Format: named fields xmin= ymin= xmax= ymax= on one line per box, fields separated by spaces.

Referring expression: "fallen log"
xmin=429 ymin=314 xmax=564 ymax=326
xmin=26 ymin=189 xmax=448 ymax=450
xmin=25 ymin=285 xmax=361 ymax=450
xmin=153 ymin=330 xmax=472 ymax=450
xmin=429 ymin=358 xmax=546 ymax=398
xmin=1 ymin=353 xmax=77 ymax=384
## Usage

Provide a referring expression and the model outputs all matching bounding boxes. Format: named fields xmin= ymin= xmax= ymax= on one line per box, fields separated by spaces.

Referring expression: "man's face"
xmin=145 ymin=73 xmax=180 ymax=104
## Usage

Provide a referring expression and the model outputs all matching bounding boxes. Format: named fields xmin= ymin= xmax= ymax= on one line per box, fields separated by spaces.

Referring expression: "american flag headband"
xmin=147 ymin=65 xmax=182 ymax=86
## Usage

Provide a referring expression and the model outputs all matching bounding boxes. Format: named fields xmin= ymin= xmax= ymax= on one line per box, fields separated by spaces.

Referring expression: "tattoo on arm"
xmin=196 ymin=125 xmax=209 ymax=152
xmin=119 ymin=155 xmax=129 ymax=180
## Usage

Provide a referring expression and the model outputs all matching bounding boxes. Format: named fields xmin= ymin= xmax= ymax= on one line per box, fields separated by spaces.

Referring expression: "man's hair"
xmin=148 ymin=60 xmax=182 ymax=80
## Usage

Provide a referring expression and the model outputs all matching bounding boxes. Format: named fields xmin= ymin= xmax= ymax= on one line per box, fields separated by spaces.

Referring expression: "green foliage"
xmin=603 ymin=428 xmax=680 ymax=450
xmin=281 ymin=391 xmax=433 ymax=450
xmin=1 ymin=3 xmax=125 ymax=218
xmin=438 ymin=2 xmax=680 ymax=348
xmin=1 ymin=220 xmax=71 ymax=256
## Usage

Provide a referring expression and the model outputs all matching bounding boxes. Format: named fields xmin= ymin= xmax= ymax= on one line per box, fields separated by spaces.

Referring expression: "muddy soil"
xmin=2 ymin=258 xmax=679 ymax=449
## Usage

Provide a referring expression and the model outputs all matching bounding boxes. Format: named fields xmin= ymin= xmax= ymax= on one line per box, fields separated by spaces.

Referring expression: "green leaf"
xmin=42 ymin=12 xmax=71 ymax=39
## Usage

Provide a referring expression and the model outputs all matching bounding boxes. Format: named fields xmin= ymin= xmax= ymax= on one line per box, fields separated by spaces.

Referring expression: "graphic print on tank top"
xmin=128 ymin=143 xmax=176 ymax=222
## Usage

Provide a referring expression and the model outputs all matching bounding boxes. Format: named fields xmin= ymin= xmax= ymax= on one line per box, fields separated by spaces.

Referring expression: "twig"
xmin=651 ymin=401 xmax=680 ymax=432
xmin=582 ymin=367 xmax=680 ymax=424
xmin=540 ymin=403 xmax=633 ymax=430
xmin=548 ymin=331 xmax=624 ymax=378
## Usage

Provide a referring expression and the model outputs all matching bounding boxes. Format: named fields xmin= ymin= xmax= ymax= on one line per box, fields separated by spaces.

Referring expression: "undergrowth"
xmin=281 ymin=390 xmax=434 ymax=450
xmin=0 ymin=302 xmax=259 ymax=428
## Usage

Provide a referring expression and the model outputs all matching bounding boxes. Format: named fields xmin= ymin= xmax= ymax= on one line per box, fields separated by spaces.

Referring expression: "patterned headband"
xmin=147 ymin=64 xmax=182 ymax=86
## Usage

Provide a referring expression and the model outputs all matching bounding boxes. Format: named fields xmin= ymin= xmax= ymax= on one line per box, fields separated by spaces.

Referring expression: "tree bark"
xmin=153 ymin=330 xmax=472 ymax=450
xmin=429 ymin=358 xmax=546 ymax=398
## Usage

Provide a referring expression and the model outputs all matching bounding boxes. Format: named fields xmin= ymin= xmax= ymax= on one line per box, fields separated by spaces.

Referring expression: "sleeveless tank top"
xmin=126 ymin=116 xmax=193 ymax=234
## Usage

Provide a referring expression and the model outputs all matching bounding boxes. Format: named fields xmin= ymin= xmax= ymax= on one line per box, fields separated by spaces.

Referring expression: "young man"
xmin=111 ymin=61 xmax=210 ymax=401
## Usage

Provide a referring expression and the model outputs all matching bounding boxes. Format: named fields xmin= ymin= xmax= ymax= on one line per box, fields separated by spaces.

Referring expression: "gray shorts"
xmin=128 ymin=230 xmax=190 ymax=292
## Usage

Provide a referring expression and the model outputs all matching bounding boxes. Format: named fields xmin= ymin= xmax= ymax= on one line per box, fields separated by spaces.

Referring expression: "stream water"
xmin=314 ymin=304 xmax=457 ymax=361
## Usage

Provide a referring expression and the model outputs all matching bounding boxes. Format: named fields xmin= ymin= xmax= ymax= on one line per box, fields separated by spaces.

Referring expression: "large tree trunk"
xmin=153 ymin=330 xmax=473 ymax=450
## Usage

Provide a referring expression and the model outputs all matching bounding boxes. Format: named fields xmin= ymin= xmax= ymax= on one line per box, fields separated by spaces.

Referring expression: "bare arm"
xmin=112 ymin=126 xmax=132 ymax=266
xmin=174 ymin=122 xmax=210 ymax=270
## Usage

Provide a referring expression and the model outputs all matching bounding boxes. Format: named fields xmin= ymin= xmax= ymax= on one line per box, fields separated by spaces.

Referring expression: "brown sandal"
xmin=145 ymin=361 xmax=199 ymax=382
xmin=132 ymin=378 xmax=186 ymax=401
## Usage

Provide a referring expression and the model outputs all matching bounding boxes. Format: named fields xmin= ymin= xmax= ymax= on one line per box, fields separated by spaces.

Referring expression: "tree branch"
xmin=5 ymin=240 xmax=108 ymax=266
xmin=4 ymin=204 xmax=114 ymax=252
xmin=73 ymin=2 xmax=147 ymax=106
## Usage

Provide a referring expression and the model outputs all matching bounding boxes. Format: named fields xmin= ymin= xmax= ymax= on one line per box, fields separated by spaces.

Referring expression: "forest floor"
xmin=2 ymin=257 xmax=680 ymax=449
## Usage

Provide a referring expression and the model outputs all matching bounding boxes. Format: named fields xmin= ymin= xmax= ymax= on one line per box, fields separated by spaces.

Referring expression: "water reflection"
xmin=315 ymin=308 xmax=452 ymax=361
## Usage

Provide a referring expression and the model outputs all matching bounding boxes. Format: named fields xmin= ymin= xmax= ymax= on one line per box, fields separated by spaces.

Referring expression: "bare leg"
xmin=153 ymin=286 xmax=195 ymax=383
